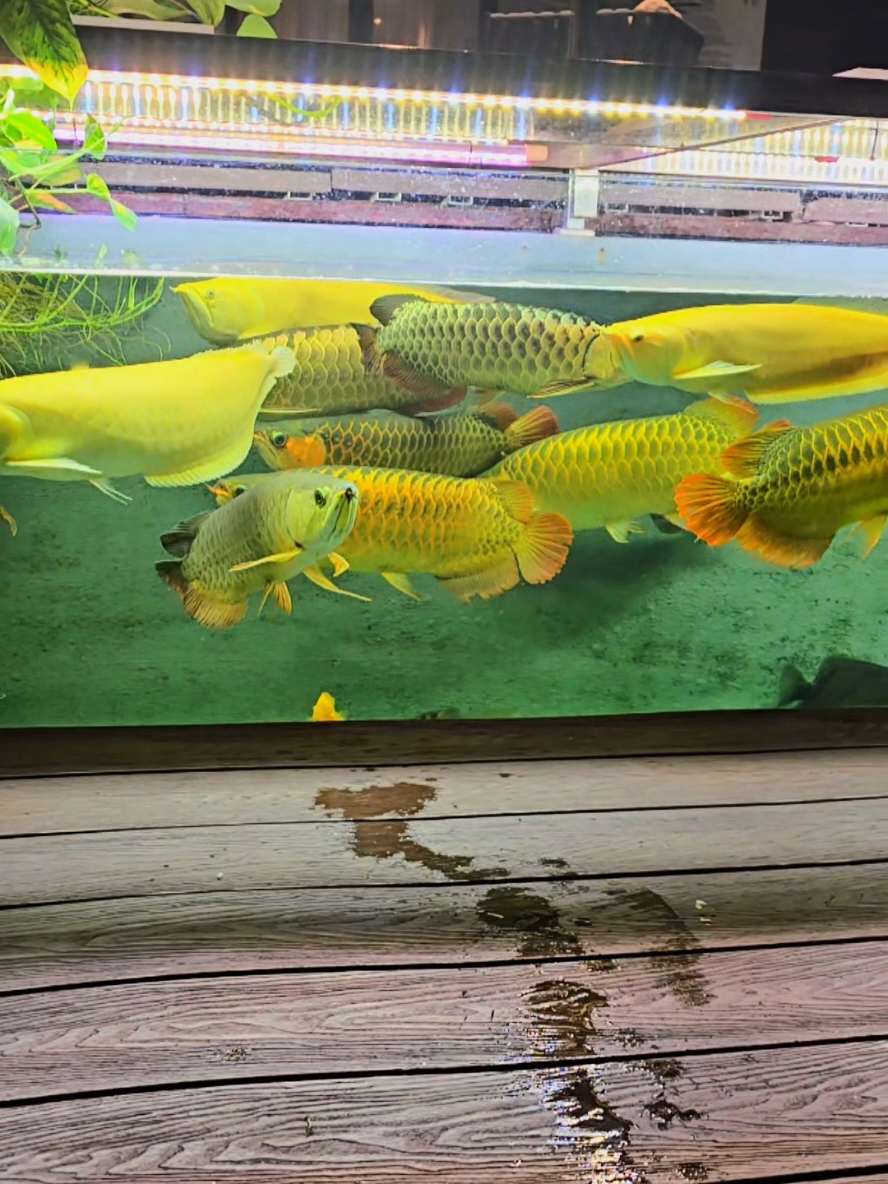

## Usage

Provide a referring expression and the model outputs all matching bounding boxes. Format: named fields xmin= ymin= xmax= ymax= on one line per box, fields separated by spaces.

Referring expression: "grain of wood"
xmin=6 ymin=750 xmax=884 ymax=837
xmin=1 ymin=1042 xmax=886 ymax=1182
xmin=2 ymin=798 xmax=887 ymax=906
xmin=3 ymin=864 xmax=887 ymax=991
xmin=2 ymin=942 xmax=888 ymax=1101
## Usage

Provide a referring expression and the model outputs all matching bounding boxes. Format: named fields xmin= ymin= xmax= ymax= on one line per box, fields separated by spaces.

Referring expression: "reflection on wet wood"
xmin=4 ymin=796 xmax=888 ymax=906
xmin=1 ymin=1042 xmax=886 ymax=1182
xmin=3 ymin=864 xmax=887 ymax=991
xmin=3 ymin=941 xmax=888 ymax=1102
xmin=5 ymin=749 xmax=887 ymax=836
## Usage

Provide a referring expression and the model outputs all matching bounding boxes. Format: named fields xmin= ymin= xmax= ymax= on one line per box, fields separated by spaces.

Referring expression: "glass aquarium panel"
xmin=3 ymin=251 xmax=888 ymax=728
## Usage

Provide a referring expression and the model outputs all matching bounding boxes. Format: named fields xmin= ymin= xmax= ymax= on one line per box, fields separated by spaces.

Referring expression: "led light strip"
xmin=0 ymin=61 xmax=747 ymax=122
xmin=610 ymin=148 xmax=888 ymax=187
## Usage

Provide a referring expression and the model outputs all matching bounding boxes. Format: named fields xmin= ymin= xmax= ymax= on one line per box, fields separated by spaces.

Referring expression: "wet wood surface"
xmin=1 ymin=750 xmax=886 ymax=1182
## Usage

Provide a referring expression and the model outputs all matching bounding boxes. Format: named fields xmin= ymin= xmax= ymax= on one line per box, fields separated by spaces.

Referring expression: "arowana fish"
xmin=779 ymin=656 xmax=888 ymax=709
xmin=675 ymin=405 xmax=888 ymax=568
xmin=158 ymin=470 xmax=360 ymax=629
xmin=0 ymin=341 xmax=294 ymax=501
xmin=576 ymin=302 xmax=888 ymax=404
xmin=174 ymin=277 xmax=492 ymax=345
xmin=355 ymin=295 xmax=603 ymax=401
xmin=210 ymin=467 xmax=573 ymax=602
xmin=254 ymin=404 xmax=560 ymax=479
xmin=255 ymin=325 xmax=466 ymax=418
xmin=312 ymin=692 xmax=345 ymax=721
xmin=486 ymin=396 xmax=758 ymax=541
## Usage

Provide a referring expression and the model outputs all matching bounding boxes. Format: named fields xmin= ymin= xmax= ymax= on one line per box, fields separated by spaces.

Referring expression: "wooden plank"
xmin=596 ymin=210 xmax=888 ymax=245
xmin=803 ymin=196 xmax=888 ymax=225
xmin=600 ymin=179 xmax=802 ymax=213
xmin=2 ymin=864 xmax=886 ymax=991
xmin=3 ymin=941 xmax=888 ymax=1101
xmin=330 ymin=166 xmax=568 ymax=201
xmin=2 ymin=797 xmax=887 ymax=906
xmin=96 ymin=162 xmax=333 ymax=194
xmin=7 ymin=710 xmax=888 ymax=778
xmin=1 ymin=1042 xmax=886 ymax=1181
xmin=5 ymin=750 xmax=886 ymax=837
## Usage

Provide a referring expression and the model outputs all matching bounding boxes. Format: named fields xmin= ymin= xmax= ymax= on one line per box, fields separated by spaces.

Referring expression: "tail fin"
xmin=685 ymin=395 xmax=759 ymax=438
xmin=514 ymin=511 xmax=573 ymax=585
xmin=160 ymin=529 xmax=196 ymax=559
xmin=370 ymin=294 xmax=427 ymax=325
xmin=674 ymin=473 xmax=747 ymax=546
xmin=503 ymin=406 xmax=560 ymax=451
xmin=156 ymin=561 xmax=247 ymax=630
xmin=778 ymin=663 xmax=810 ymax=707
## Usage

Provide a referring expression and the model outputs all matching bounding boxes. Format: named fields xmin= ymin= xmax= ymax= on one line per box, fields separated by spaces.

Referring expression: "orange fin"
xmin=476 ymin=401 xmax=519 ymax=431
xmin=720 ymin=421 xmax=794 ymax=479
xmin=404 ymin=385 xmax=468 ymax=415
xmin=271 ymin=581 xmax=292 ymax=614
xmin=684 ymin=395 xmax=760 ymax=438
xmin=736 ymin=517 xmax=833 ymax=569
xmin=848 ymin=513 xmax=888 ymax=560
xmin=492 ymin=479 xmax=536 ymax=524
xmin=674 ymin=474 xmax=747 ymax=546
xmin=440 ymin=554 xmax=519 ymax=602
xmin=514 ymin=512 xmax=573 ymax=584
xmin=503 ymin=406 xmax=560 ymax=451
xmin=156 ymin=562 xmax=247 ymax=630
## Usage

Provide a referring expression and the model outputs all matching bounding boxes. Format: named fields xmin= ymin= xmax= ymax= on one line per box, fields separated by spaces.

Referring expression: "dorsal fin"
xmin=720 ymin=421 xmax=794 ymax=479
xmin=492 ymin=479 xmax=536 ymax=524
xmin=370 ymin=294 xmax=429 ymax=326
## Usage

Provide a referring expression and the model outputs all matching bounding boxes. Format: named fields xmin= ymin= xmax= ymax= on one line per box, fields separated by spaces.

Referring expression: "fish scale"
xmin=486 ymin=396 xmax=757 ymax=535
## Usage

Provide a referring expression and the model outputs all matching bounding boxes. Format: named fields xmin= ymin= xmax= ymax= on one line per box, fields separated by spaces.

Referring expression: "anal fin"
xmin=146 ymin=431 xmax=254 ymax=488
xmin=736 ymin=515 xmax=833 ymax=569
xmin=439 ymin=555 xmax=519 ymax=602
xmin=848 ymin=513 xmax=888 ymax=560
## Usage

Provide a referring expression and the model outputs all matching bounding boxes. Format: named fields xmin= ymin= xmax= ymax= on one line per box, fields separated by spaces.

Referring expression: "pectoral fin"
xmin=3 ymin=456 xmax=102 ymax=478
xmin=606 ymin=519 xmax=646 ymax=543
xmin=381 ymin=571 xmax=423 ymax=600
xmin=329 ymin=553 xmax=350 ymax=577
xmin=303 ymin=564 xmax=372 ymax=602
xmin=229 ymin=547 xmax=302 ymax=572
xmin=530 ymin=379 xmax=595 ymax=399
xmin=673 ymin=361 xmax=762 ymax=381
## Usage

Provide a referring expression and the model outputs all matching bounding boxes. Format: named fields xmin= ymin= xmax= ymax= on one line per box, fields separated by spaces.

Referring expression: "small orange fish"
xmin=312 ymin=692 xmax=345 ymax=721
xmin=675 ymin=404 xmax=888 ymax=568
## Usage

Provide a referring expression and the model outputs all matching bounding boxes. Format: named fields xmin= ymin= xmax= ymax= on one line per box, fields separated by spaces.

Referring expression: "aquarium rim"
xmin=4 ymin=710 xmax=888 ymax=778
xmin=4 ymin=27 xmax=888 ymax=123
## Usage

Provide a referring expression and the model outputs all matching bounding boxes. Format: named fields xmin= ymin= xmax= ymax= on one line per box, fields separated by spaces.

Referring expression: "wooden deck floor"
xmin=1 ymin=750 xmax=887 ymax=1182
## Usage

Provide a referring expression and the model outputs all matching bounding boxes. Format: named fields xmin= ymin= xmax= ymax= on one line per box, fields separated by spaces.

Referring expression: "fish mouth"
xmin=175 ymin=286 xmax=229 ymax=345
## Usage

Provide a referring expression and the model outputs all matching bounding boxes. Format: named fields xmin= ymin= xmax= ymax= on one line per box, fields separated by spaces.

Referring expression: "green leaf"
xmin=109 ymin=197 xmax=137 ymax=231
xmin=0 ymin=198 xmax=20 ymax=254
xmin=5 ymin=109 xmax=57 ymax=150
xmin=226 ymin=0 xmax=280 ymax=14
xmin=16 ymin=152 xmax=83 ymax=184
xmin=0 ymin=0 xmax=89 ymax=103
xmin=83 ymin=114 xmax=106 ymax=158
xmin=183 ymin=0 xmax=225 ymax=23
xmin=237 ymin=12 xmax=276 ymax=36
xmin=85 ymin=171 xmax=111 ymax=201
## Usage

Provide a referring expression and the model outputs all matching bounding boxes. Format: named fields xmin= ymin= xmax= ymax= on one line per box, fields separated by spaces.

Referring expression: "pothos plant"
xmin=0 ymin=0 xmax=280 ymax=254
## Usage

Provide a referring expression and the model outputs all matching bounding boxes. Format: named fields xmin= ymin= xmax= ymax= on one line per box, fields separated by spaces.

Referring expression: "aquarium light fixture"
xmin=0 ymin=62 xmax=747 ymax=125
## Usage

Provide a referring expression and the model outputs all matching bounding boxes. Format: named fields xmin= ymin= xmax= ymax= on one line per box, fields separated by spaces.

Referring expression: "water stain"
xmin=678 ymin=1163 xmax=710 ymax=1182
xmin=642 ymin=1058 xmax=685 ymax=1086
xmin=315 ymin=782 xmax=436 ymax=820
xmin=540 ymin=856 xmax=571 ymax=869
xmin=476 ymin=886 xmax=583 ymax=958
xmin=316 ymin=782 xmax=507 ymax=881
xmin=644 ymin=1097 xmax=701 ymax=1131
xmin=522 ymin=978 xmax=608 ymax=1057
xmin=611 ymin=888 xmax=713 ymax=1007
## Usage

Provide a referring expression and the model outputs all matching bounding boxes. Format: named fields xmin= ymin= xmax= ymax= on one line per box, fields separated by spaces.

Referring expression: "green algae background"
xmin=2 ymin=282 xmax=886 ymax=728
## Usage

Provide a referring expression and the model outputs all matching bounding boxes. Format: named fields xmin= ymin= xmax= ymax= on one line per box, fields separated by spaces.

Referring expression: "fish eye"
xmin=233 ymin=485 xmax=245 ymax=498
xmin=270 ymin=431 xmax=287 ymax=448
xmin=205 ymin=289 xmax=215 ymax=301
xmin=314 ymin=489 xmax=327 ymax=508
xmin=633 ymin=333 xmax=644 ymax=343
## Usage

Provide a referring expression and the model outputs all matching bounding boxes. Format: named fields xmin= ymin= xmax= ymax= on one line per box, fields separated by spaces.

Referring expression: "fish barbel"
xmin=356 ymin=296 xmax=603 ymax=400
xmin=486 ymin=396 xmax=757 ymax=541
xmin=255 ymin=326 xmax=466 ymax=418
xmin=174 ymin=277 xmax=492 ymax=345
xmin=0 ymin=341 xmax=294 ymax=500
xmin=254 ymin=404 xmax=560 ymax=478
xmin=210 ymin=467 xmax=573 ymax=602
xmin=157 ymin=470 xmax=360 ymax=629
xmin=675 ymin=404 xmax=888 ymax=568
xmin=579 ymin=302 xmax=888 ymax=404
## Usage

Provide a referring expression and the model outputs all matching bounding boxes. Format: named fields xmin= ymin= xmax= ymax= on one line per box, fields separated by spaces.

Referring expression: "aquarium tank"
xmin=2 ymin=26 xmax=888 ymax=733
